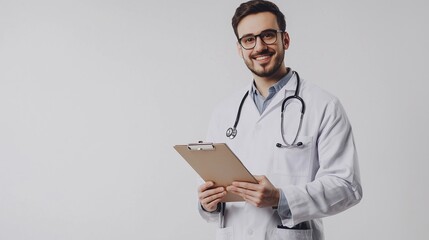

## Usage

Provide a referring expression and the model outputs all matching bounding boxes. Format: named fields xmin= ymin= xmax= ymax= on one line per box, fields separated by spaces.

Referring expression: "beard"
xmin=244 ymin=49 xmax=285 ymax=78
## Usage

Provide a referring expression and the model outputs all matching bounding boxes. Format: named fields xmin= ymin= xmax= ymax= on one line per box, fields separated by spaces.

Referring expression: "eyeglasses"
xmin=238 ymin=29 xmax=283 ymax=50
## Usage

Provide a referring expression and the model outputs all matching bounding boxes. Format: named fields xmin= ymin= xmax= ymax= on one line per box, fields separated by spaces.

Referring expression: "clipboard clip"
xmin=187 ymin=142 xmax=215 ymax=151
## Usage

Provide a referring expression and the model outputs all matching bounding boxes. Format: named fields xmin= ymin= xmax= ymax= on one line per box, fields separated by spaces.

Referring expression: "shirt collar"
xmin=251 ymin=68 xmax=294 ymax=97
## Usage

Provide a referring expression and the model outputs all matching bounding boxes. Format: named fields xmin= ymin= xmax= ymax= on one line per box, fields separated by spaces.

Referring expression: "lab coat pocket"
xmin=273 ymin=228 xmax=313 ymax=240
xmin=216 ymin=226 xmax=233 ymax=240
xmin=273 ymin=136 xmax=313 ymax=177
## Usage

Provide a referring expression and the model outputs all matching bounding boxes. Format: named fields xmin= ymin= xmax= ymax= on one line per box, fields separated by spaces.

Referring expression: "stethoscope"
xmin=226 ymin=71 xmax=306 ymax=148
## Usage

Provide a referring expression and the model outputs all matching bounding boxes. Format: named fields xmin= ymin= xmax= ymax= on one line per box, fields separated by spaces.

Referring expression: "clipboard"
xmin=174 ymin=142 xmax=257 ymax=202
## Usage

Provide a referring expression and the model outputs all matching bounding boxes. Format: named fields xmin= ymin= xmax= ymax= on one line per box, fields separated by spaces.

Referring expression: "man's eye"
xmin=262 ymin=32 xmax=275 ymax=39
xmin=244 ymin=37 xmax=255 ymax=43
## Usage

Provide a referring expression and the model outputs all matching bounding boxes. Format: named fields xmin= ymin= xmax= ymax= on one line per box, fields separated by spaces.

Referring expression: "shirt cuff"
xmin=277 ymin=189 xmax=292 ymax=219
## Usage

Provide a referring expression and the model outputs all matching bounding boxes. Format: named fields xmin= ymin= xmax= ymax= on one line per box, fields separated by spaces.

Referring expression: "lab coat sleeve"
xmin=281 ymin=98 xmax=363 ymax=227
xmin=198 ymin=202 xmax=220 ymax=223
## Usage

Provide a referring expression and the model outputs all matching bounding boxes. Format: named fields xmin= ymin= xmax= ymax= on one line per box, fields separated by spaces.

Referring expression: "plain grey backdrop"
xmin=1 ymin=0 xmax=428 ymax=239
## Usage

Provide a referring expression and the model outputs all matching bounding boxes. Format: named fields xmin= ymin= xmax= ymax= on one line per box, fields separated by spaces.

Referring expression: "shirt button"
xmin=248 ymin=229 xmax=254 ymax=235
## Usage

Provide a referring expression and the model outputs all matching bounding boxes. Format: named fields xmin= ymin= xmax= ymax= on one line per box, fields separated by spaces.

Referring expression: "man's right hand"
xmin=198 ymin=181 xmax=226 ymax=212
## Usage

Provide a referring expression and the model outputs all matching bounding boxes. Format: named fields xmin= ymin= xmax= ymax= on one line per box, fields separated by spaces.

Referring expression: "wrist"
xmin=273 ymin=188 xmax=280 ymax=207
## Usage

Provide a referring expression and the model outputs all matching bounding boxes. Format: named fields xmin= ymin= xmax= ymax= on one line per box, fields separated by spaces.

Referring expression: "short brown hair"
xmin=232 ymin=0 xmax=286 ymax=39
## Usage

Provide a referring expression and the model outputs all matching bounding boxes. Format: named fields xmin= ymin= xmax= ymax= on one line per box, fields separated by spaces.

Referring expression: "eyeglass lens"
xmin=239 ymin=30 xmax=280 ymax=50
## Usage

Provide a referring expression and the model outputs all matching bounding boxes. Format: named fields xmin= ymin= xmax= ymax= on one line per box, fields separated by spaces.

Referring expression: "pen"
xmin=219 ymin=202 xmax=225 ymax=228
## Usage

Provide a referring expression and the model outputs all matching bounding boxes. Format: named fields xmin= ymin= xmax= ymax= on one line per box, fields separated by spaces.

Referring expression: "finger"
xmin=236 ymin=188 xmax=262 ymax=198
xmin=227 ymin=186 xmax=263 ymax=199
xmin=204 ymin=198 xmax=222 ymax=211
xmin=227 ymin=187 xmax=262 ymax=206
xmin=227 ymin=185 xmax=250 ymax=198
xmin=201 ymin=189 xmax=226 ymax=202
xmin=203 ymin=192 xmax=226 ymax=204
xmin=201 ymin=190 xmax=226 ymax=205
xmin=227 ymin=188 xmax=245 ymax=199
xmin=227 ymin=186 xmax=261 ymax=204
xmin=199 ymin=187 xmax=225 ymax=200
xmin=241 ymin=194 xmax=262 ymax=207
xmin=231 ymin=181 xmax=262 ymax=191
xmin=253 ymin=175 xmax=266 ymax=182
xmin=198 ymin=181 xmax=214 ymax=193
xmin=199 ymin=187 xmax=225 ymax=201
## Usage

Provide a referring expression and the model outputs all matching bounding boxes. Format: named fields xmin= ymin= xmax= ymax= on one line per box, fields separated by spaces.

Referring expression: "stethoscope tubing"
xmin=226 ymin=71 xmax=305 ymax=148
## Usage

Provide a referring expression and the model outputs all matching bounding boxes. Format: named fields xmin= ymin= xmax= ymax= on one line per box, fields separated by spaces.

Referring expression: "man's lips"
xmin=255 ymin=55 xmax=271 ymax=60
xmin=252 ymin=53 xmax=273 ymax=63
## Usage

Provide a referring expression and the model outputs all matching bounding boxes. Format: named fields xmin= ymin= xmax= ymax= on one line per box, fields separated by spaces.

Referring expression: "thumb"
xmin=253 ymin=175 xmax=266 ymax=183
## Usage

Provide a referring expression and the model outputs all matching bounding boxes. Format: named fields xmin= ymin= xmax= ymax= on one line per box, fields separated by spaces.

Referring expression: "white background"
xmin=1 ymin=0 xmax=428 ymax=239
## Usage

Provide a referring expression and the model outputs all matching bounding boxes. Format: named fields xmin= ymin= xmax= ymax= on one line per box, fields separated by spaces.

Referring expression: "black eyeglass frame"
xmin=238 ymin=29 xmax=284 ymax=50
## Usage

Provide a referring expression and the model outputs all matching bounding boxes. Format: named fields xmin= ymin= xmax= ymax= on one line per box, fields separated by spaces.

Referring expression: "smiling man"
xmin=197 ymin=1 xmax=362 ymax=240
xmin=238 ymin=11 xmax=288 ymax=87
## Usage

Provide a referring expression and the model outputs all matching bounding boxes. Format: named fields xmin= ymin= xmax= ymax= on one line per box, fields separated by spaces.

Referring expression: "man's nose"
xmin=254 ymin=36 xmax=268 ymax=52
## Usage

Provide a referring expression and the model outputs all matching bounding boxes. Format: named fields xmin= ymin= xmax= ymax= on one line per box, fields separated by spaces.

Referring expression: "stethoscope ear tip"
xmin=276 ymin=142 xmax=303 ymax=148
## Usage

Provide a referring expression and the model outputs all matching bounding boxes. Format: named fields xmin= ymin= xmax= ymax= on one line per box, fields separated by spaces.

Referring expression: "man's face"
xmin=236 ymin=12 xmax=289 ymax=78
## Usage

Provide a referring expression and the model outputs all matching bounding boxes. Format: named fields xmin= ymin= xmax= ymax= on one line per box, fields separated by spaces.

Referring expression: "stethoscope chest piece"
xmin=226 ymin=127 xmax=237 ymax=139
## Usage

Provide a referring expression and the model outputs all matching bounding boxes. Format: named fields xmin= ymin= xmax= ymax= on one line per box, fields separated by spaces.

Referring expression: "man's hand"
xmin=226 ymin=175 xmax=280 ymax=208
xmin=198 ymin=181 xmax=226 ymax=212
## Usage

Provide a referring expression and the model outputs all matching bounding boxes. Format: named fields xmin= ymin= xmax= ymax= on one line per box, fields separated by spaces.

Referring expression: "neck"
xmin=253 ymin=66 xmax=288 ymax=98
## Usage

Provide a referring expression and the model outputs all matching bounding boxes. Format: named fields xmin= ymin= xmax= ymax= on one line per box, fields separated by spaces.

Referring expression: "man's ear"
xmin=282 ymin=32 xmax=290 ymax=50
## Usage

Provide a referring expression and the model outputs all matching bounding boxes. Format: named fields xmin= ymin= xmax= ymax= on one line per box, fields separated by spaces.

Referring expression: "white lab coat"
xmin=198 ymin=73 xmax=363 ymax=240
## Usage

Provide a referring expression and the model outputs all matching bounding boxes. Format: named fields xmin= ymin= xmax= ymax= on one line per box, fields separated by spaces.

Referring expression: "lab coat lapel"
xmin=243 ymin=83 xmax=262 ymax=120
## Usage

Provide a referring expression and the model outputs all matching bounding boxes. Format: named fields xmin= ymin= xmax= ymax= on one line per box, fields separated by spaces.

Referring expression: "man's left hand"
xmin=226 ymin=175 xmax=280 ymax=208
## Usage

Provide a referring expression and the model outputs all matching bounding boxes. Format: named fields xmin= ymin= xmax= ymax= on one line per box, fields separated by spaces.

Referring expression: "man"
xmin=197 ymin=1 xmax=362 ymax=239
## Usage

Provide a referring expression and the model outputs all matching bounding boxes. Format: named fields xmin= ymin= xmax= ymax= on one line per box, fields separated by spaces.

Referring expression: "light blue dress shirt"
xmin=251 ymin=69 xmax=293 ymax=114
